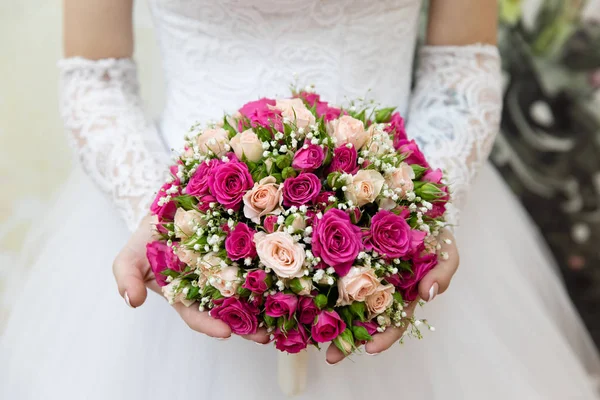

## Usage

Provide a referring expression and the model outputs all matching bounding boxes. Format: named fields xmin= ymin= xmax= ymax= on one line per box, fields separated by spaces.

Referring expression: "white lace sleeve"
xmin=405 ymin=44 xmax=502 ymax=226
xmin=59 ymin=57 xmax=169 ymax=231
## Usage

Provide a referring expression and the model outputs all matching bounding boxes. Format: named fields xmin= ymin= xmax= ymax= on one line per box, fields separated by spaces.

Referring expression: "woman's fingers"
xmin=112 ymin=248 xmax=149 ymax=308
xmin=365 ymin=299 xmax=419 ymax=355
xmin=173 ymin=302 xmax=232 ymax=338
xmin=325 ymin=342 xmax=346 ymax=364
xmin=418 ymin=229 xmax=459 ymax=301
xmin=242 ymin=327 xmax=271 ymax=344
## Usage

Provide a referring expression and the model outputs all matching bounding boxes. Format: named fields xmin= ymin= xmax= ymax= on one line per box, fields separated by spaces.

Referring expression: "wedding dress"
xmin=2 ymin=1 xmax=600 ymax=399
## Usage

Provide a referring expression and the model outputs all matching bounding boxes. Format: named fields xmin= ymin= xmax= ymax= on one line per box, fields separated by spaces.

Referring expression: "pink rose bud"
xmin=274 ymin=326 xmax=309 ymax=354
xmin=263 ymin=215 xmax=278 ymax=233
xmin=326 ymin=145 xmax=359 ymax=175
xmin=354 ymin=321 xmax=378 ymax=336
xmin=311 ymin=310 xmax=346 ymax=343
xmin=282 ymin=173 xmax=322 ymax=207
xmin=398 ymin=253 xmax=438 ymax=301
xmin=265 ymin=292 xmax=298 ymax=320
xmin=186 ymin=159 xmax=220 ymax=197
xmin=364 ymin=210 xmax=412 ymax=259
xmin=242 ymin=270 xmax=270 ymax=294
xmin=292 ymin=144 xmax=325 ymax=172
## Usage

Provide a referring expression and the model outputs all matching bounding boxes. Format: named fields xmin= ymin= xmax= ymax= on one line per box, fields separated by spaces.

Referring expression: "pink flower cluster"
xmin=147 ymin=89 xmax=449 ymax=354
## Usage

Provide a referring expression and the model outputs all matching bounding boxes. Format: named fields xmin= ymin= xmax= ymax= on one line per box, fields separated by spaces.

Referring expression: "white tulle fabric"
xmin=2 ymin=1 xmax=600 ymax=399
xmin=58 ymin=58 xmax=168 ymax=230
xmin=406 ymin=45 xmax=502 ymax=225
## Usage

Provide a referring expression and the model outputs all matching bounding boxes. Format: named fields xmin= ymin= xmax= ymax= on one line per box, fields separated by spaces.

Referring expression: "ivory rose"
xmin=330 ymin=115 xmax=369 ymax=150
xmin=385 ymin=162 xmax=415 ymax=194
xmin=345 ymin=169 xmax=385 ymax=207
xmin=174 ymin=208 xmax=206 ymax=238
xmin=254 ymin=232 xmax=305 ymax=279
xmin=196 ymin=127 xmax=230 ymax=157
xmin=243 ymin=176 xmax=282 ymax=224
xmin=274 ymin=98 xmax=315 ymax=129
xmin=230 ymin=129 xmax=263 ymax=162
xmin=365 ymin=284 xmax=395 ymax=317
xmin=162 ymin=278 xmax=195 ymax=307
xmin=337 ymin=267 xmax=380 ymax=306
xmin=210 ymin=266 xmax=241 ymax=297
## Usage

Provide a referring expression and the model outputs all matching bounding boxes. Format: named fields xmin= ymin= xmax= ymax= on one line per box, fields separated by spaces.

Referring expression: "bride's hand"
xmin=112 ymin=215 xmax=270 ymax=344
xmin=326 ymin=228 xmax=460 ymax=364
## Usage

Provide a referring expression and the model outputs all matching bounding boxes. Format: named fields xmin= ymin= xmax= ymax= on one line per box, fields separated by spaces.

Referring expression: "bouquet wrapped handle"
xmin=278 ymin=351 xmax=309 ymax=397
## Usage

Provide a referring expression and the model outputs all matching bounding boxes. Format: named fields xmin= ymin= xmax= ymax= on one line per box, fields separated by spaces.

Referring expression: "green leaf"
xmin=251 ymin=166 xmax=268 ymax=183
xmin=160 ymin=269 xmax=180 ymax=278
xmin=351 ymin=325 xmax=373 ymax=341
xmin=272 ymin=173 xmax=283 ymax=183
xmin=212 ymin=291 xmax=224 ymax=301
xmin=289 ymin=278 xmax=304 ymax=295
xmin=339 ymin=307 xmax=354 ymax=327
xmin=326 ymin=172 xmax=341 ymax=190
xmin=392 ymin=292 xmax=404 ymax=304
xmin=173 ymin=195 xmax=198 ymax=211
xmin=186 ymin=285 xmax=200 ymax=300
xmin=263 ymin=314 xmax=276 ymax=327
xmin=222 ymin=116 xmax=237 ymax=139
xmin=275 ymin=155 xmax=292 ymax=170
xmin=374 ymin=107 xmax=396 ymax=123
xmin=314 ymin=294 xmax=328 ymax=309
xmin=237 ymin=287 xmax=251 ymax=297
xmin=332 ymin=328 xmax=356 ymax=355
xmin=349 ymin=302 xmax=366 ymax=322
xmin=411 ymin=164 xmax=427 ymax=180
xmin=414 ymin=182 xmax=443 ymax=201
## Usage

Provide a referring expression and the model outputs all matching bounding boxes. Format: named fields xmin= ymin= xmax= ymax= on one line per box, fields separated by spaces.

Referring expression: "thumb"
xmin=112 ymin=248 xmax=149 ymax=308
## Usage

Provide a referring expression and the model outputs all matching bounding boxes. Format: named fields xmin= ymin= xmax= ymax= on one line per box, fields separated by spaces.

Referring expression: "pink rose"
xmin=225 ymin=222 xmax=257 ymax=260
xmin=311 ymin=310 xmax=346 ymax=343
xmin=364 ymin=210 xmax=412 ymax=259
xmin=263 ymin=215 xmax=278 ymax=233
xmin=282 ymin=172 xmax=321 ymax=207
xmin=345 ymin=169 xmax=385 ymax=207
xmin=238 ymin=98 xmax=283 ymax=131
xmin=186 ymin=159 xmax=220 ymax=197
xmin=230 ymin=129 xmax=263 ymax=162
xmin=197 ymin=194 xmax=217 ymax=212
xmin=365 ymin=284 xmax=395 ymax=317
xmin=146 ymin=241 xmax=184 ymax=287
xmin=297 ymin=296 xmax=319 ymax=325
xmin=386 ymin=112 xmax=408 ymax=149
xmin=398 ymin=253 xmax=438 ymax=301
xmin=396 ymin=139 xmax=429 ymax=168
xmin=330 ymin=115 xmax=369 ymax=150
xmin=242 ymin=270 xmax=270 ymax=294
xmin=311 ymin=209 xmax=363 ymax=276
xmin=265 ymin=292 xmax=298 ymax=319
xmin=150 ymin=183 xmax=178 ymax=222
xmin=292 ymin=144 xmax=325 ymax=172
xmin=336 ymin=267 xmax=379 ymax=305
xmin=243 ymin=176 xmax=283 ymax=224
xmin=274 ymin=98 xmax=316 ymax=129
xmin=196 ymin=128 xmax=230 ymax=157
xmin=298 ymin=92 xmax=342 ymax=122
xmin=326 ymin=145 xmax=359 ymax=175
xmin=208 ymin=160 xmax=253 ymax=211
xmin=210 ymin=297 xmax=258 ymax=335
xmin=210 ymin=266 xmax=240 ymax=297
xmin=254 ymin=232 xmax=305 ymax=278
xmin=428 ymin=187 xmax=449 ymax=218
xmin=274 ymin=326 xmax=309 ymax=354
xmin=423 ymin=168 xmax=443 ymax=184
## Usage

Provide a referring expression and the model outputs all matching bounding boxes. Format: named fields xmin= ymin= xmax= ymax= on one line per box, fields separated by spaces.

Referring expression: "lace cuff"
xmin=405 ymin=44 xmax=502 ymax=226
xmin=59 ymin=57 xmax=169 ymax=231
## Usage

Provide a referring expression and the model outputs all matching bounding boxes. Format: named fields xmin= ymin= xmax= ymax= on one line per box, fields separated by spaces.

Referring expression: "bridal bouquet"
xmin=147 ymin=88 xmax=449 ymax=354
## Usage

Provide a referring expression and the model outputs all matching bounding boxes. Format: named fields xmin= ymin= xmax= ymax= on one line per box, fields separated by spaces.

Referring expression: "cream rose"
xmin=162 ymin=278 xmax=195 ymax=307
xmin=337 ymin=267 xmax=380 ymax=306
xmin=366 ymin=284 xmax=395 ymax=317
xmin=230 ymin=129 xmax=263 ymax=162
xmin=365 ymin=124 xmax=394 ymax=155
xmin=330 ymin=115 xmax=369 ymax=150
xmin=210 ymin=266 xmax=240 ymax=298
xmin=345 ymin=169 xmax=385 ymax=207
xmin=175 ymin=246 xmax=201 ymax=268
xmin=295 ymin=277 xmax=313 ymax=296
xmin=243 ymin=176 xmax=283 ymax=224
xmin=196 ymin=127 xmax=229 ymax=157
xmin=274 ymin=98 xmax=316 ymax=129
xmin=254 ymin=231 xmax=305 ymax=279
xmin=385 ymin=162 xmax=415 ymax=195
xmin=198 ymin=252 xmax=223 ymax=273
xmin=174 ymin=208 xmax=206 ymax=238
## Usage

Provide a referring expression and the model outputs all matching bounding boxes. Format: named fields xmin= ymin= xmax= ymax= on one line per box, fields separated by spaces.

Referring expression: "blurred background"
xmin=1 ymin=0 xmax=599 ymax=347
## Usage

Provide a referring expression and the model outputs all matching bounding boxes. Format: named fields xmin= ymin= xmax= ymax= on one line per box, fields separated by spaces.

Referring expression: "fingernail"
xmin=427 ymin=283 xmax=439 ymax=302
xmin=217 ymin=337 xmax=230 ymax=341
xmin=124 ymin=291 xmax=134 ymax=308
xmin=325 ymin=359 xmax=337 ymax=366
xmin=254 ymin=341 xmax=266 ymax=346
xmin=365 ymin=350 xmax=379 ymax=356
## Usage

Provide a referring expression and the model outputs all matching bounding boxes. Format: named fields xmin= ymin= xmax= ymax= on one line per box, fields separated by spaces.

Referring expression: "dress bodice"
xmin=147 ymin=0 xmax=422 ymax=148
